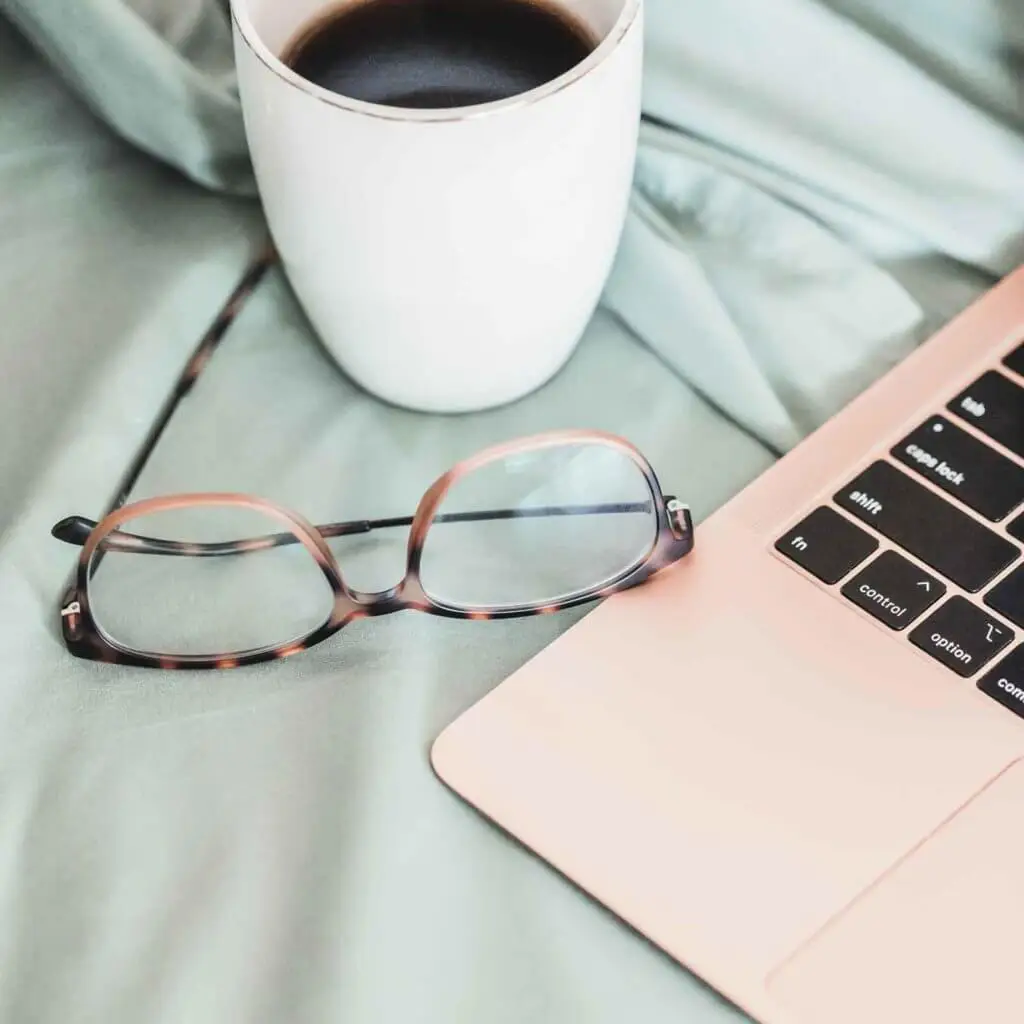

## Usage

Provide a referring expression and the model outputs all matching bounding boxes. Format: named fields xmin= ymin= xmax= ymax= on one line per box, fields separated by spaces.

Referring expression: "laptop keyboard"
xmin=775 ymin=342 xmax=1024 ymax=718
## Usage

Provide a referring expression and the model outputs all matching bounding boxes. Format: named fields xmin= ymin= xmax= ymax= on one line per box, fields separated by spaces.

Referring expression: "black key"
xmin=986 ymin=565 xmax=1024 ymax=629
xmin=909 ymin=597 xmax=1013 ymax=677
xmin=775 ymin=507 xmax=877 ymax=584
xmin=841 ymin=551 xmax=944 ymax=630
xmin=948 ymin=371 xmax=1024 ymax=459
xmin=1010 ymin=513 xmax=1024 ymax=543
xmin=1005 ymin=342 xmax=1024 ymax=378
xmin=891 ymin=416 xmax=1024 ymax=522
xmin=979 ymin=646 xmax=1024 ymax=720
xmin=834 ymin=461 xmax=1019 ymax=592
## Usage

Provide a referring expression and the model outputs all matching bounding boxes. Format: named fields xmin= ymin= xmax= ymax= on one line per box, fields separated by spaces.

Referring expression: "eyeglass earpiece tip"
xmin=51 ymin=515 xmax=96 ymax=545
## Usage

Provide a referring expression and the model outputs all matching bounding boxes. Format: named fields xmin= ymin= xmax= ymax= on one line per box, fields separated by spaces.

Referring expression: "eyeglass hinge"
xmin=61 ymin=601 xmax=81 ymax=618
xmin=665 ymin=498 xmax=693 ymax=541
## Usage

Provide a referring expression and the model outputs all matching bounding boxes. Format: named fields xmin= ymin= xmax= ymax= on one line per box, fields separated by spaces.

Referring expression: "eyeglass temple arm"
xmin=50 ymin=500 xmax=675 ymax=557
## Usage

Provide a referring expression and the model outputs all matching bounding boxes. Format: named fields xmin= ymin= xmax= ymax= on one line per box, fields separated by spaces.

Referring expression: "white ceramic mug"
xmin=231 ymin=0 xmax=642 ymax=412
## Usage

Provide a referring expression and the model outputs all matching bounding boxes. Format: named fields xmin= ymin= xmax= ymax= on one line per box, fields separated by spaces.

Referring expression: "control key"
xmin=841 ymin=551 xmax=944 ymax=630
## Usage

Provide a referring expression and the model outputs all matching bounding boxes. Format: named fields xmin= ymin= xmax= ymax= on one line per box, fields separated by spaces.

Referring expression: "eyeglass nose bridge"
xmin=332 ymin=570 xmax=434 ymax=622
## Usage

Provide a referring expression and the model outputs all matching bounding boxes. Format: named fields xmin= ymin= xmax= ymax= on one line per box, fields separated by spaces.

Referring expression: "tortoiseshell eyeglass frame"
xmin=50 ymin=255 xmax=693 ymax=671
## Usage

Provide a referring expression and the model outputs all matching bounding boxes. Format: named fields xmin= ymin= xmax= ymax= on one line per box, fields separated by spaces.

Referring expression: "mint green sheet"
xmin=0 ymin=4 xmax=1022 ymax=1021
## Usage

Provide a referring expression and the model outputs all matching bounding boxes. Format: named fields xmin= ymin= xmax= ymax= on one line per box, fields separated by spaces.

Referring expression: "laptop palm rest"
xmin=432 ymin=524 xmax=1024 ymax=993
xmin=767 ymin=758 xmax=1024 ymax=1024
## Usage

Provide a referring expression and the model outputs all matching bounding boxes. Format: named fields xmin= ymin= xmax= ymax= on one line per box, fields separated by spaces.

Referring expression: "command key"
xmin=979 ymin=646 xmax=1024 ymax=720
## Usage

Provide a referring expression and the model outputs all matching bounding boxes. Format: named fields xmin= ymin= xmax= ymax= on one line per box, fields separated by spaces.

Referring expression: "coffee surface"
xmin=286 ymin=0 xmax=596 ymax=109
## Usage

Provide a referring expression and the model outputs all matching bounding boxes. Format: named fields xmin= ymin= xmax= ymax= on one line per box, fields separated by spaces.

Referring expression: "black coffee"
xmin=285 ymin=0 xmax=597 ymax=110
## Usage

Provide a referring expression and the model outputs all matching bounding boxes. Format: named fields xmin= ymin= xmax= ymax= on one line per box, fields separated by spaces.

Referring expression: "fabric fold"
xmin=605 ymin=122 xmax=925 ymax=452
xmin=0 ymin=0 xmax=255 ymax=194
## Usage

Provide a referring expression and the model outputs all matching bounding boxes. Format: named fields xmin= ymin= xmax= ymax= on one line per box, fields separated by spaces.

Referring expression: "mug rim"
xmin=230 ymin=0 xmax=642 ymax=123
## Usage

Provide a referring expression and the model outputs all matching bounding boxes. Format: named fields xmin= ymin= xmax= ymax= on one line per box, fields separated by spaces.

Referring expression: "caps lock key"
xmin=892 ymin=416 xmax=1024 ymax=522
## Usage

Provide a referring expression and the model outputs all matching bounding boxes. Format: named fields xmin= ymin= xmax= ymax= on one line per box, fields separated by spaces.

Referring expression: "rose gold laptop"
xmin=432 ymin=267 xmax=1024 ymax=1023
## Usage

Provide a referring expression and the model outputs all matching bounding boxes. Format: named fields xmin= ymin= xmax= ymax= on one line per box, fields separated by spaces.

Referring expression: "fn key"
xmin=776 ymin=507 xmax=878 ymax=584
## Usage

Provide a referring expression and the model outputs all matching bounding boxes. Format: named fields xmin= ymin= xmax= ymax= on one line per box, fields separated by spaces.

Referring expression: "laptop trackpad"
xmin=767 ymin=758 xmax=1024 ymax=1024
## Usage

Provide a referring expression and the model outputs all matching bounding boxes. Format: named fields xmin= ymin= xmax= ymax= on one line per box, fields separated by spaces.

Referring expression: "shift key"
xmin=835 ymin=462 xmax=1019 ymax=592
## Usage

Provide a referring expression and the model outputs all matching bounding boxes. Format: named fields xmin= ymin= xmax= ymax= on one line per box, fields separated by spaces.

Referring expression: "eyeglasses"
xmin=51 ymin=431 xmax=693 ymax=670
